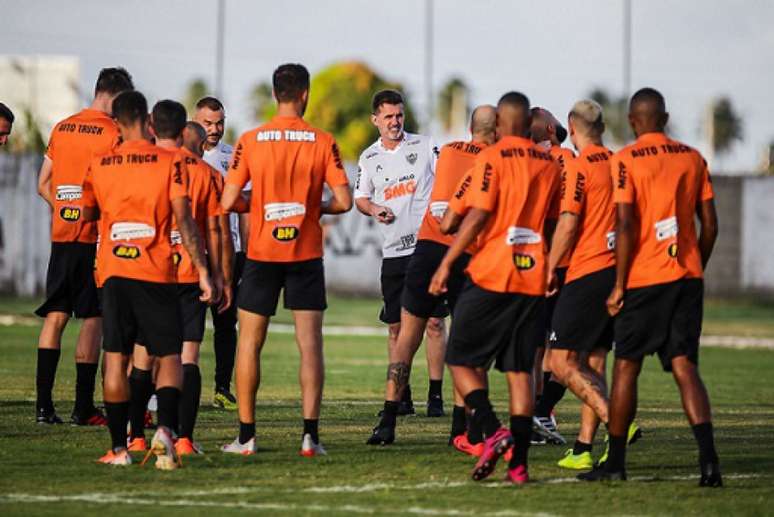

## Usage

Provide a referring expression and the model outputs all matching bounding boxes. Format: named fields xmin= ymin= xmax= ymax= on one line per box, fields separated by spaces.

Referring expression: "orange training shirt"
xmin=559 ymin=144 xmax=615 ymax=284
xmin=611 ymin=132 xmax=714 ymax=289
xmin=46 ymin=108 xmax=120 ymax=243
xmin=226 ymin=115 xmax=349 ymax=263
xmin=464 ymin=135 xmax=561 ymax=295
xmin=82 ymin=140 xmax=189 ymax=285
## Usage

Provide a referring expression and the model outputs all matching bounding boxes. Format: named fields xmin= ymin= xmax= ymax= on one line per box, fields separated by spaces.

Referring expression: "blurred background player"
xmin=579 ymin=88 xmax=721 ymax=486
xmin=429 ymin=92 xmax=561 ymax=485
xmin=529 ymin=106 xmax=573 ymax=445
xmin=366 ymin=105 xmax=496 ymax=446
xmin=546 ymin=100 xmax=641 ymax=470
xmin=220 ymin=63 xmax=352 ymax=457
xmin=34 ymin=68 xmax=133 ymax=425
xmin=355 ymin=89 xmax=446 ymax=420
xmin=193 ymin=96 xmax=240 ymax=410
xmin=82 ymin=90 xmax=213 ymax=468
xmin=0 ymin=102 xmax=14 ymax=146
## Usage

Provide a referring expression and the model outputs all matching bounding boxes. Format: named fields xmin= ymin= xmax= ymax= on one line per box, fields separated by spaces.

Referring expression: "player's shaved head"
xmin=183 ymin=121 xmax=207 ymax=156
xmin=470 ymin=105 xmax=496 ymax=142
xmin=112 ymin=91 xmax=148 ymax=128
xmin=530 ymin=107 xmax=567 ymax=145
xmin=151 ymin=100 xmax=187 ymax=140
xmin=628 ymin=87 xmax=668 ymax=136
xmin=497 ymin=91 xmax=531 ymax=138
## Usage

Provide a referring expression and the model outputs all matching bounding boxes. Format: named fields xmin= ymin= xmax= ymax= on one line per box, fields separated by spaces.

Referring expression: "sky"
xmin=1 ymin=0 xmax=772 ymax=172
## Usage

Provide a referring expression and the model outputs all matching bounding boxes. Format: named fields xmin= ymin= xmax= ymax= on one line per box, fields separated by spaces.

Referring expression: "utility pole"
xmin=424 ymin=0 xmax=434 ymax=134
xmin=623 ymin=0 xmax=631 ymax=101
xmin=215 ymin=0 xmax=225 ymax=98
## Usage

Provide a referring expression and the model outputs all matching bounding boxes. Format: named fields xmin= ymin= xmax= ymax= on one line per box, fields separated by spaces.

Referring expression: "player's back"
xmin=86 ymin=140 xmax=185 ymax=284
xmin=563 ymin=144 xmax=615 ymax=283
xmin=612 ymin=132 xmax=711 ymax=288
xmin=418 ymin=140 xmax=485 ymax=246
xmin=47 ymin=108 xmax=120 ymax=243
xmin=467 ymin=136 xmax=560 ymax=295
xmin=234 ymin=115 xmax=343 ymax=262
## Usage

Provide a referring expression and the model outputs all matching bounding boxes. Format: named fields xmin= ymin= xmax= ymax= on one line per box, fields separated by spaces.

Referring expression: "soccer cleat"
xmin=213 ymin=388 xmax=237 ymax=410
xmin=366 ymin=422 xmax=395 ymax=446
xmin=97 ymin=448 xmax=132 ymax=466
xmin=127 ymin=437 xmax=148 ymax=452
xmin=577 ymin=463 xmax=627 ymax=482
xmin=378 ymin=399 xmax=415 ymax=417
xmin=597 ymin=422 xmax=643 ymax=465
xmin=147 ymin=394 xmax=158 ymax=412
xmin=36 ymin=406 xmax=63 ymax=425
xmin=532 ymin=416 xmax=566 ymax=445
xmin=452 ymin=433 xmax=484 ymax=457
xmin=426 ymin=396 xmax=445 ymax=417
xmin=471 ymin=428 xmax=513 ymax=481
xmin=143 ymin=426 xmax=180 ymax=470
xmin=557 ymin=449 xmax=594 ymax=470
xmin=70 ymin=407 xmax=108 ymax=426
xmin=300 ymin=433 xmax=327 ymax=457
xmin=699 ymin=462 xmax=723 ymax=488
xmin=530 ymin=431 xmax=547 ymax=446
xmin=505 ymin=464 xmax=529 ymax=485
xmin=176 ymin=437 xmax=204 ymax=456
xmin=221 ymin=436 xmax=257 ymax=455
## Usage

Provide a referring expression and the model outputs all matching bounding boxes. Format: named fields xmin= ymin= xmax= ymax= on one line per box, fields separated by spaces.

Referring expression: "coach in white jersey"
xmin=194 ymin=96 xmax=241 ymax=411
xmin=355 ymin=89 xmax=448 ymax=422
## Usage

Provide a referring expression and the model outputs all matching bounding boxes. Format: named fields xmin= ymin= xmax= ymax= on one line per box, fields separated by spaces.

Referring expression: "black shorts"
xmin=614 ymin=278 xmax=703 ymax=372
xmin=101 ymin=277 xmax=182 ymax=357
xmin=380 ymin=254 xmax=448 ymax=324
xmin=178 ymin=283 xmax=207 ymax=342
xmin=35 ymin=242 xmax=100 ymax=319
xmin=543 ymin=267 xmax=567 ymax=335
xmin=238 ymin=258 xmax=327 ymax=316
xmin=446 ymin=281 xmax=544 ymax=373
xmin=551 ymin=267 xmax=615 ymax=353
xmin=401 ymin=240 xmax=470 ymax=320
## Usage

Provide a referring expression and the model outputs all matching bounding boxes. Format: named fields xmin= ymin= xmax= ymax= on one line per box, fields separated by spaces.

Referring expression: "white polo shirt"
xmin=354 ymin=133 xmax=438 ymax=258
xmin=203 ymin=140 xmax=242 ymax=252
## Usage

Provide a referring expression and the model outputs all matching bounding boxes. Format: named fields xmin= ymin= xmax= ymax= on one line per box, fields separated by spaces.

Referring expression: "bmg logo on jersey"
xmin=273 ymin=226 xmax=299 ymax=241
xmin=113 ymin=244 xmax=141 ymax=259
xmin=59 ymin=206 xmax=81 ymax=222
xmin=513 ymin=253 xmax=536 ymax=270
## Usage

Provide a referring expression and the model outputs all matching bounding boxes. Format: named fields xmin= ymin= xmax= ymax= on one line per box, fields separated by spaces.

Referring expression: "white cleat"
xmin=532 ymin=416 xmax=566 ymax=445
xmin=221 ymin=436 xmax=257 ymax=455
xmin=300 ymin=433 xmax=327 ymax=457
xmin=97 ymin=448 xmax=132 ymax=466
xmin=143 ymin=426 xmax=180 ymax=470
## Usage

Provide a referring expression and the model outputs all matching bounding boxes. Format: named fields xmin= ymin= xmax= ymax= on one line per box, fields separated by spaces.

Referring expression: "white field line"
xmin=3 ymin=313 xmax=774 ymax=349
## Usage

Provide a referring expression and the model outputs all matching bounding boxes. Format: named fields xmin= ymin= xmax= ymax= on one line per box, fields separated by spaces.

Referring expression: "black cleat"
xmin=36 ymin=406 xmax=63 ymax=425
xmin=577 ymin=463 xmax=627 ymax=482
xmin=530 ymin=431 xmax=547 ymax=445
xmin=70 ymin=407 xmax=108 ymax=426
xmin=426 ymin=396 xmax=444 ymax=417
xmin=699 ymin=462 xmax=723 ymax=488
xmin=366 ymin=423 xmax=395 ymax=446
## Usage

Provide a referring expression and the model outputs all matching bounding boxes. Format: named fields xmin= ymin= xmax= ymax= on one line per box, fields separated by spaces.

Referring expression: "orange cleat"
xmin=97 ymin=449 xmax=132 ymax=466
xmin=452 ymin=433 xmax=485 ymax=457
xmin=127 ymin=437 xmax=147 ymax=452
xmin=175 ymin=437 xmax=204 ymax=456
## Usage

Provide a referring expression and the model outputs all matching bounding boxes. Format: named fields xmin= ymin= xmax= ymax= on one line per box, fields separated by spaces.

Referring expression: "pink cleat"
xmin=505 ymin=464 xmax=529 ymax=485
xmin=471 ymin=427 xmax=513 ymax=481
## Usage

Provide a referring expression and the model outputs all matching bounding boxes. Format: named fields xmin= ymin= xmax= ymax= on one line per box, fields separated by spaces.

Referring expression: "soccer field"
xmin=1 ymin=296 xmax=773 ymax=516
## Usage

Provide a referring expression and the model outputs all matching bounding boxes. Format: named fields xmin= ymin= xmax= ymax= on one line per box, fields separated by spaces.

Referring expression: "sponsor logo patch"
xmin=110 ymin=222 xmax=155 ymax=241
xmin=513 ymin=254 xmax=536 ymax=270
xmin=273 ymin=226 xmax=299 ymax=241
xmin=668 ymin=243 xmax=678 ymax=258
xmin=264 ymin=202 xmax=306 ymax=222
xmin=505 ymin=226 xmax=542 ymax=246
xmin=113 ymin=244 xmax=141 ymax=259
xmin=56 ymin=185 xmax=82 ymax=201
xmin=406 ymin=152 xmax=417 ymax=165
xmin=172 ymin=252 xmax=182 ymax=265
xmin=59 ymin=206 xmax=81 ymax=222
xmin=429 ymin=201 xmax=448 ymax=219
xmin=655 ymin=216 xmax=678 ymax=241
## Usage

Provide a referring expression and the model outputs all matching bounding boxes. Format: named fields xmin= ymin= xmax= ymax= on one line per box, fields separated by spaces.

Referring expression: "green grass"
xmin=0 ymin=315 xmax=773 ymax=516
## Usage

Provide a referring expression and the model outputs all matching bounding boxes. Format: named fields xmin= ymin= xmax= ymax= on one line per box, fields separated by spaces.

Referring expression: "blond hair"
xmin=569 ymin=99 xmax=605 ymax=137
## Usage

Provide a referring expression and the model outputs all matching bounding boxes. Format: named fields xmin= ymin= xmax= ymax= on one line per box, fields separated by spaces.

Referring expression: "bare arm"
xmin=172 ymin=197 xmax=213 ymax=303
xmin=439 ymin=209 xmax=464 ymax=235
xmin=355 ymin=197 xmax=395 ymax=224
xmin=220 ymin=215 xmax=235 ymax=284
xmin=697 ymin=199 xmax=718 ymax=268
xmin=206 ymin=216 xmax=222 ymax=275
xmin=322 ymin=184 xmax=353 ymax=215
xmin=429 ymin=208 xmax=490 ymax=295
xmin=221 ymin=184 xmax=250 ymax=213
xmin=607 ymin=203 xmax=636 ymax=316
xmin=548 ymin=213 xmax=579 ymax=272
xmin=37 ymin=157 xmax=54 ymax=208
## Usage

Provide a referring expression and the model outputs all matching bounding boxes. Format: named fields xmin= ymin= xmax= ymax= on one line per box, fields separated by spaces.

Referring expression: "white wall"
xmin=741 ymin=178 xmax=774 ymax=290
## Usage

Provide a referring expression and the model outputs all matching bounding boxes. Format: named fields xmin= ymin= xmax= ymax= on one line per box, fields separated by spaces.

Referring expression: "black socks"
xmin=606 ymin=434 xmax=627 ymax=472
xmin=692 ymin=422 xmax=719 ymax=465
xmin=509 ymin=415 xmax=531 ymax=468
xmin=464 ymin=389 xmax=500 ymax=438
xmin=304 ymin=418 xmax=319 ymax=444
xmin=179 ymin=364 xmax=202 ymax=440
xmin=155 ymin=386 xmax=180 ymax=433
xmin=573 ymin=440 xmax=593 ymax=455
xmin=128 ymin=367 xmax=153 ymax=439
xmin=105 ymin=401 xmax=129 ymax=451
xmin=450 ymin=405 xmax=466 ymax=438
xmin=428 ymin=379 xmax=442 ymax=400
xmin=74 ymin=362 xmax=98 ymax=415
xmin=239 ymin=421 xmax=256 ymax=444
xmin=535 ymin=377 xmax=567 ymax=418
xmin=36 ymin=348 xmax=61 ymax=410
xmin=381 ymin=401 xmax=399 ymax=428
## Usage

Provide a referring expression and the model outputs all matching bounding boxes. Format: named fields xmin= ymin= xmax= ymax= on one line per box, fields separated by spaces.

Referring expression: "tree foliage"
xmin=437 ymin=77 xmax=470 ymax=133
xmin=709 ymin=97 xmax=743 ymax=155
xmin=588 ymin=88 xmax=631 ymax=145
xmin=250 ymin=61 xmax=418 ymax=161
xmin=183 ymin=78 xmax=209 ymax=117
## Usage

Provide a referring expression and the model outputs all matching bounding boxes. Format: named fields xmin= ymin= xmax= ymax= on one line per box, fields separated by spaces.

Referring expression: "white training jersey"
xmin=203 ymin=140 xmax=242 ymax=253
xmin=355 ymin=133 xmax=439 ymax=258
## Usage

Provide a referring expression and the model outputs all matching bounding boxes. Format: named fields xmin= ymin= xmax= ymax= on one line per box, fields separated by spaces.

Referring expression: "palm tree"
xmin=588 ymin=88 xmax=631 ymax=145
xmin=437 ymin=77 xmax=470 ymax=135
xmin=705 ymin=97 xmax=743 ymax=165
xmin=183 ymin=78 xmax=210 ymax=116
